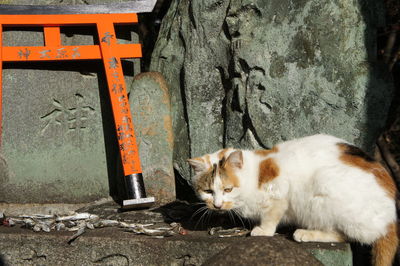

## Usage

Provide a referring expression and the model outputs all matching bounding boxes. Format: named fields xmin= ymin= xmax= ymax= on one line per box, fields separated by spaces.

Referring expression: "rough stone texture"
xmin=150 ymin=0 xmax=392 ymax=182
xmin=0 ymin=228 xmax=352 ymax=266
xmin=1 ymin=65 xmax=111 ymax=203
xmin=0 ymin=0 xmax=142 ymax=203
xmin=127 ymin=72 xmax=175 ymax=204
xmin=0 ymin=229 xmax=228 ymax=266
xmin=0 ymin=202 xmax=89 ymax=217
xmin=204 ymin=237 xmax=322 ymax=266
xmin=1 ymin=0 xmax=138 ymax=4
xmin=0 ymin=200 xmax=354 ymax=265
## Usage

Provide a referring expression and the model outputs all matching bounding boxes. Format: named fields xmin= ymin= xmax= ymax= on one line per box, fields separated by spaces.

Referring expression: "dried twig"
xmin=67 ymin=227 xmax=86 ymax=244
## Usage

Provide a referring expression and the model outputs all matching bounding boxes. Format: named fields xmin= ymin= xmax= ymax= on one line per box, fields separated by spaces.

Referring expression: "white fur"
xmin=192 ymin=134 xmax=397 ymax=245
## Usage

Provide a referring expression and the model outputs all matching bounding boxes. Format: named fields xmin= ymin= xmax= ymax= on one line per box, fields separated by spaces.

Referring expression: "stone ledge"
xmin=0 ymin=226 xmax=352 ymax=266
xmin=0 ymin=200 xmax=353 ymax=265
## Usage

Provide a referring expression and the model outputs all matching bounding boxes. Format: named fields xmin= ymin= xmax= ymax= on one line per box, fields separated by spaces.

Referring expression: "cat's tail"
xmin=372 ymin=222 xmax=398 ymax=266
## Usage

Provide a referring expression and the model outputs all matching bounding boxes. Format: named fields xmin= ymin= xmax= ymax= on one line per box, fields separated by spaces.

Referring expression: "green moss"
xmin=309 ymin=245 xmax=353 ymax=266
xmin=287 ymin=31 xmax=317 ymax=69
xmin=269 ymin=54 xmax=288 ymax=78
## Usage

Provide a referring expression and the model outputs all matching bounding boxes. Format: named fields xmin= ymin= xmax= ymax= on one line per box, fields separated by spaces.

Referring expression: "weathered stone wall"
xmin=150 ymin=0 xmax=393 ymax=182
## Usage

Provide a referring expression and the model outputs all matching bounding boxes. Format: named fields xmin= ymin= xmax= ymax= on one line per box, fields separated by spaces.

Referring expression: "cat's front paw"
xmin=293 ymin=229 xmax=312 ymax=242
xmin=250 ymin=226 xmax=275 ymax=237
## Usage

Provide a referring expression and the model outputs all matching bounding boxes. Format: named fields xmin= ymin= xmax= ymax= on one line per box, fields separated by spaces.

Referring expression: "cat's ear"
xmin=226 ymin=150 xmax=243 ymax=169
xmin=187 ymin=158 xmax=207 ymax=173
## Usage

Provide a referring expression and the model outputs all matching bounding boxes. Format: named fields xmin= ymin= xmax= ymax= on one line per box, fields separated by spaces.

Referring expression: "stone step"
xmin=0 ymin=200 xmax=352 ymax=266
xmin=0 ymin=226 xmax=352 ymax=266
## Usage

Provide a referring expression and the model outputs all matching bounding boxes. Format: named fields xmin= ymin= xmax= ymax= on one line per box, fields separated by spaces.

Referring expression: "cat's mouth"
xmin=206 ymin=201 xmax=234 ymax=210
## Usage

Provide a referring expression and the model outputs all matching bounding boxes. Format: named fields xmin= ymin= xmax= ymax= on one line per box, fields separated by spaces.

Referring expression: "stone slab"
xmin=204 ymin=236 xmax=323 ymax=265
xmin=1 ymin=66 xmax=111 ymax=203
xmin=0 ymin=227 xmax=352 ymax=266
xmin=127 ymin=72 xmax=175 ymax=204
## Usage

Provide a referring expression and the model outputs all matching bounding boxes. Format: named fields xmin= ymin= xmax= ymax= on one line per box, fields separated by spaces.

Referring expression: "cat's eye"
xmin=224 ymin=187 xmax=233 ymax=193
xmin=204 ymin=189 xmax=213 ymax=194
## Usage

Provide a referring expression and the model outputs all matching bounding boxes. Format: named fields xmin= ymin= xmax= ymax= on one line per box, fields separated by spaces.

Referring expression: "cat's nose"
xmin=213 ymin=203 xmax=222 ymax=209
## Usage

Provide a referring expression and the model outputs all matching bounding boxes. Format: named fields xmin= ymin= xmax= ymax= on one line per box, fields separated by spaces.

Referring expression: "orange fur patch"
xmin=220 ymin=163 xmax=240 ymax=188
xmin=372 ymin=222 xmax=398 ymax=266
xmin=222 ymin=201 xmax=233 ymax=210
xmin=205 ymin=155 xmax=211 ymax=167
xmin=373 ymin=168 xmax=397 ymax=199
xmin=204 ymin=198 xmax=213 ymax=208
xmin=195 ymin=167 xmax=215 ymax=192
xmin=255 ymin=146 xmax=278 ymax=157
xmin=217 ymin=149 xmax=230 ymax=160
xmin=258 ymin=158 xmax=280 ymax=188
xmin=338 ymin=143 xmax=397 ymax=199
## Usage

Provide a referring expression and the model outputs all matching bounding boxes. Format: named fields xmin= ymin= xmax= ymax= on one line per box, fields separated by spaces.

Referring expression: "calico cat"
xmin=188 ymin=134 xmax=398 ymax=266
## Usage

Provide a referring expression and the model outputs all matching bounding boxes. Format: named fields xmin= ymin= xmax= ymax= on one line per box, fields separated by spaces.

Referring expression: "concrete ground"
xmin=0 ymin=200 xmax=353 ymax=265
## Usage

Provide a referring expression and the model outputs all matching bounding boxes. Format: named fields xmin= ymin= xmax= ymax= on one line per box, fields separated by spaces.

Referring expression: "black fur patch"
xmin=212 ymin=163 xmax=217 ymax=177
xmin=340 ymin=143 xmax=375 ymax=162
xmin=219 ymin=157 xmax=226 ymax=168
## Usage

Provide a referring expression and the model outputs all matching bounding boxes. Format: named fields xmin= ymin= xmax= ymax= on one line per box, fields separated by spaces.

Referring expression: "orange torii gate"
xmin=0 ymin=10 xmax=155 ymax=208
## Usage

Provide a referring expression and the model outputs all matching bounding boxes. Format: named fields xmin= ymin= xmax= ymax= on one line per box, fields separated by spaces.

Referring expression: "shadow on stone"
xmin=355 ymin=0 xmax=395 ymax=264
xmin=153 ymin=200 xmax=254 ymax=231
xmin=357 ymin=0 xmax=394 ymax=152
xmin=351 ymin=242 xmax=372 ymax=266
xmin=0 ymin=254 xmax=6 ymax=266
xmin=174 ymin=170 xmax=199 ymax=203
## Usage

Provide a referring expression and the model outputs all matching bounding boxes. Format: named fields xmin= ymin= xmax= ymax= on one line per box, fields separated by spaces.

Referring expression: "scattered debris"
xmin=123 ymin=224 xmax=175 ymax=238
xmin=119 ymin=221 xmax=154 ymax=229
xmin=86 ymin=223 xmax=95 ymax=230
xmin=93 ymin=219 xmax=120 ymax=228
xmin=66 ymin=221 xmax=89 ymax=232
xmin=120 ymin=221 xmax=184 ymax=238
xmin=55 ymin=223 xmax=65 ymax=231
xmin=55 ymin=212 xmax=99 ymax=222
xmin=1 ymin=212 xmax=189 ymax=240
xmin=209 ymin=227 xmax=249 ymax=238
xmin=3 ymin=218 xmax=16 ymax=227
xmin=33 ymin=222 xmax=51 ymax=233
xmin=170 ymin=222 xmax=188 ymax=235
xmin=67 ymin=227 xmax=86 ymax=244
xmin=19 ymin=214 xmax=54 ymax=219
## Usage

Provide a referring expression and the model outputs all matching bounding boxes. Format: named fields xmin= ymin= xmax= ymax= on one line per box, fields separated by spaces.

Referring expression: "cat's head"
xmin=188 ymin=150 xmax=243 ymax=211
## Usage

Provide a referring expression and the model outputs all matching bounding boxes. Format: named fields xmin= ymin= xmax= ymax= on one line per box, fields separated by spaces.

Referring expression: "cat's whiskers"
xmin=232 ymin=209 xmax=247 ymax=228
xmin=195 ymin=208 xmax=212 ymax=229
xmin=190 ymin=205 xmax=213 ymax=229
xmin=190 ymin=205 xmax=208 ymax=222
xmin=206 ymin=209 xmax=215 ymax=227
xmin=227 ymin=210 xmax=237 ymax=227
